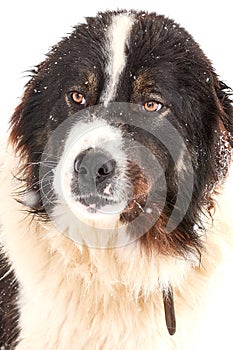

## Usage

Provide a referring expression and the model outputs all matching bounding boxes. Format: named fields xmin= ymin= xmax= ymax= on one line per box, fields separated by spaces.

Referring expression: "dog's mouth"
xmin=76 ymin=194 xmax=120 ymax=213
xmin=76 ymin=192 xmax=148 ymax=216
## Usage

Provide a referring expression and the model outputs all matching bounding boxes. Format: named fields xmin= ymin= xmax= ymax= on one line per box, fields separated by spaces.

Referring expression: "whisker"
xmin=32 ymin=151 xmax=60 ymax=159
xmin=133 ymin=199 xmax=145 ymax=213
xmin=40 ymin=170 xmax=56 ymax=205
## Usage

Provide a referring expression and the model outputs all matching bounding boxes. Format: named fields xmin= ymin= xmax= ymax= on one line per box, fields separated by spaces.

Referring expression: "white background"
xmin=1 ymin=0 xmax=232 ymax=140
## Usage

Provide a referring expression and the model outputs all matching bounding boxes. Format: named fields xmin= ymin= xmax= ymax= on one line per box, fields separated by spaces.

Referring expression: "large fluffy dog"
xmin=1 ymin=10 xmax=233 ymax=349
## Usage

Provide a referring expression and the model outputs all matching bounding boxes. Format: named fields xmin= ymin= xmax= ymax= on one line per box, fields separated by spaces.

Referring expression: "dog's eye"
xmin=71 ymin=92 xmax=87 ymax=105
xmin=143 ymin=101 xmax=163 ymax=112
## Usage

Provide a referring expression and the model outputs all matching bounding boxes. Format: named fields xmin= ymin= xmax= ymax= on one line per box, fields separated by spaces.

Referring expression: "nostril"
xmin=74 ymin=157 xmax=87 ymax=174
xmin=74 ymin=160 xmax=88 ymax=175
xmin=74 ymin=148 xmax=93 ymax=175
xmin=97 ymin=160 xmax=116 ymax=178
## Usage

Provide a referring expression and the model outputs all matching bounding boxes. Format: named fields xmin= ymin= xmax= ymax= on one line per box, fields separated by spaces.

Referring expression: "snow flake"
xmin=103 ymin=183 xmax=112 ymax=195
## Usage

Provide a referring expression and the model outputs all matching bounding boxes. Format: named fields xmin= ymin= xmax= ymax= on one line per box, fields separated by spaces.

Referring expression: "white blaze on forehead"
xmin=102 ymin=13 xmax=134 ymax=104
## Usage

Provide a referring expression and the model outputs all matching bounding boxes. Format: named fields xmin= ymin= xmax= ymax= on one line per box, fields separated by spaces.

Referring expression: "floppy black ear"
xmin=215 ymin=80 xmax=233 ymax=146
xmin=9 ymin=68 xmax=47 ymax=157
xmin=8 ymin=66 xmax=56 ymax=192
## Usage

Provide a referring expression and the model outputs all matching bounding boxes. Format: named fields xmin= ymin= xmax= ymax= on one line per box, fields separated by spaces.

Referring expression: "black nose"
xmin=74 ymin=148 xmax=116 ymax=184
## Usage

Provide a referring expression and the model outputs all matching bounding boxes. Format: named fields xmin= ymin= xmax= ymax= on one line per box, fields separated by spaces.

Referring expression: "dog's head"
xmin=10 ymin=10 xmax=233 ymax=255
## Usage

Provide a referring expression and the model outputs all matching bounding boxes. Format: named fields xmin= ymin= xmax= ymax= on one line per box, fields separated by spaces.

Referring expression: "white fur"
xmin=101 ymin=13 xmax=134 ymax=104
xmin=52 ymin=118 xmax=131 ymax=248
xmin=53 ymin=118 xmax=128 ymax=203
xmin=1 ymin=144 xmax=233 ymax=349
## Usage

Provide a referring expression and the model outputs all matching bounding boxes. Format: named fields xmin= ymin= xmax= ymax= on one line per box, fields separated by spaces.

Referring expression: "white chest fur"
xmin=1 ymin=149 xmax=233 ymax=349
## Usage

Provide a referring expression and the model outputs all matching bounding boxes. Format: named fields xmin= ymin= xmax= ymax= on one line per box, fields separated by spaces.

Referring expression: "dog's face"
xmin=10 ymin=11 xmax=233 ymax=255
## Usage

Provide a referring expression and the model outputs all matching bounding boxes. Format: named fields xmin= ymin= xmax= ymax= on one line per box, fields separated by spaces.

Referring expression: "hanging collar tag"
xmin=162 ymin=287 xmax=176 ymax=336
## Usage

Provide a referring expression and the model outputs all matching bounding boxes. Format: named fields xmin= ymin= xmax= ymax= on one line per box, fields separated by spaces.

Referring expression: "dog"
xmin=0 ymin=9 xmax=233 ymax=349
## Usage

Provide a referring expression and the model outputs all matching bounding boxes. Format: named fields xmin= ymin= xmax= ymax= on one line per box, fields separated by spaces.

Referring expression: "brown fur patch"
xmin=121 ymin=161 xmax=149 ymax=221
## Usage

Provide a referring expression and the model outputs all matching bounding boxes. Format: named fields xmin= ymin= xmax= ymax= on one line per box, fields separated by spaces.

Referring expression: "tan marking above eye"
xmin=71 ymin=92 xmax=87 ymax=105
xmin=144 ymin=101 xmax=163 ymax=112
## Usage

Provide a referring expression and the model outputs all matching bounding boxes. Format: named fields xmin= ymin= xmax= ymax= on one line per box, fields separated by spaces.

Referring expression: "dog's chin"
xmin=50 ymin=194 xmax=131 ymax=249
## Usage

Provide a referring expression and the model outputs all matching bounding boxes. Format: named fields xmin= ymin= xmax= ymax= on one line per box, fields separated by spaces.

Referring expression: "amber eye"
xmin=144 ymin=101 xmax=163 ymax=112
xmin=71 ymin=92 xmax=87 ymax=105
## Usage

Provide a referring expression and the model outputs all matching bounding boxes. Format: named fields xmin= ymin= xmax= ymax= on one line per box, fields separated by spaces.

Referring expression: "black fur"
xmin=9 ymin=11 xmax=233 ymax=255
xmin=1 ymin=10 xmax=233 ymax=347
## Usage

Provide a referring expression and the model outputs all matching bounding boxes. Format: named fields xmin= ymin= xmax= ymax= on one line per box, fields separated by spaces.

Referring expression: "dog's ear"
xmin=9 ymin=68 xmax=45 ymax=157
xmin=215 ymin=80 xmax=233 ymax=146
xmin=9 ymin=62 xmax=62 ymax=160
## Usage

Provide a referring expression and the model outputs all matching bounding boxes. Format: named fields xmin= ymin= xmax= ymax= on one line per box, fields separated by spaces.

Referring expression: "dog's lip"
xmin=73 ymin=194 xmax=129 ymax=216
xmin=70 ymin=195 xmax=127 ymax=219
xmin=77 ymin=194 xmax=118 ymax=209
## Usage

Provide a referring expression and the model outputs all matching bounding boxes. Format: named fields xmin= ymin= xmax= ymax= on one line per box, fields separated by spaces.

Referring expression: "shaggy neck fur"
xmin=1 ymin=145 xmax=233 ymax=349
